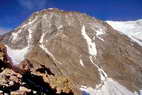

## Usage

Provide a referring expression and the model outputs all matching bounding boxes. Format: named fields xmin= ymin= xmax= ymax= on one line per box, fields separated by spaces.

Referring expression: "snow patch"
xmin=5 ymin=45 xmax=29 ymax=64
xmin=12 ymin=32 xmax=18 ymax=41
xmin=27 ymin=29 xmax=33 ymax=46
xmin=81 ymin=25 xmax=97 ymax=56
xmin=58 ymin=25 xmax=63 ymax=30
xmin=11 ymin=30 xmax=22 ymax=43
xmin=81 ymin=78 xmax=137 ymax=95
xmin=96 ymin=29 xmax=105 ymax=41
xmin=28 ymin=29 xmax=32 ymax=40
xmin=80 ymin=59 xmax=85 ymax=67
xmin=39 ymin=32 xmax=46 ymax=43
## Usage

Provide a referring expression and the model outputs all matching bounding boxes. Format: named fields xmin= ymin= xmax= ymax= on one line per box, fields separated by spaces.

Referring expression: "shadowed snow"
xmin=5 ymin=45 xmax=29 ymax=64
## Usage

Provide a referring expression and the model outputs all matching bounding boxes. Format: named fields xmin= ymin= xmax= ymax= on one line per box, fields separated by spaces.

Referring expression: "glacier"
xmin=107 ymin=20 xmax=142 ymax=46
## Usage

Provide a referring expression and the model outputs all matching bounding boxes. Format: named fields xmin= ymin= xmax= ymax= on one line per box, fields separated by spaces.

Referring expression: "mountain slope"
xmin=1 ymin=8 xmax=142 ymax=95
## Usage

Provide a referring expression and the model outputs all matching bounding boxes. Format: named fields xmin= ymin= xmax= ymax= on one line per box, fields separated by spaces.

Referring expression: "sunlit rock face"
xmin=1 ymin=8 xmax=142 ymax=95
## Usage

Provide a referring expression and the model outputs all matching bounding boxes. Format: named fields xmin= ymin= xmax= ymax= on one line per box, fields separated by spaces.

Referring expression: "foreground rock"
xmin=0 ymin=43 xmax=76 ymax=95
xmin=0 ymin=43 xmax=12 ymax=70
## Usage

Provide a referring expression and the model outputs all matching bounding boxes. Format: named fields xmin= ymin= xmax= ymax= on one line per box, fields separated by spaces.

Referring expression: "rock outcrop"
xmin=0 ymin=43 xmax=12 ymax=70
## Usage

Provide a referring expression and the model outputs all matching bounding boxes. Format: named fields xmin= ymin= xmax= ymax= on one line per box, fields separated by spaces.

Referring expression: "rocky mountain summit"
xmin=0 ymin=8 xmax=142 ymax=95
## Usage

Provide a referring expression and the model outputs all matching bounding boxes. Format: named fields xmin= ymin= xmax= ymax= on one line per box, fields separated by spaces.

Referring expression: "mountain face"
xmin=0 ymin=8 xmax=142 ymax=95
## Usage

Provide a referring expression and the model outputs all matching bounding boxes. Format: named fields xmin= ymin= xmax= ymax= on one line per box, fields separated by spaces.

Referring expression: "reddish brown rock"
xmin=30 ymin=64 xmax=77 ymax=94
xmin=17 ymin=59 xmax=33 ymax=73
xmin=0 ymin=68 xmax=22 ymax=93
xmin=0 ymin=43 xmax=12 ymax=69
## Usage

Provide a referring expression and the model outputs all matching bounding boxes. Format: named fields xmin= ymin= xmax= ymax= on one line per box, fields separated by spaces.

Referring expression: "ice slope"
xmin=107 ymin=19 xmax=142 ymax=46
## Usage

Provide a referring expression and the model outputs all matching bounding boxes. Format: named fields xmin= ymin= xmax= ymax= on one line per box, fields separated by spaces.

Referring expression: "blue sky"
xmin=0 ymin=0 xmax=142 ymax=34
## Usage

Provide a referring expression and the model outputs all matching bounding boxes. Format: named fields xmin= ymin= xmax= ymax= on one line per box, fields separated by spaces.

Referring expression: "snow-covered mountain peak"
xmin=1 ymin=9 xmax=142 ymax=95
